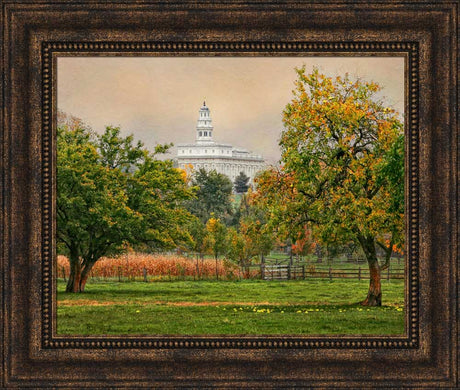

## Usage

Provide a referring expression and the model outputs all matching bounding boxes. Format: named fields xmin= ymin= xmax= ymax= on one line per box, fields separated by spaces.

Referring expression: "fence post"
xmin=287 ymin=265 xmax=291 ymax=280
xmin=143 ymin=267 xmax=148 ymax=282
xmin=387 ymin=266 xmax=390 ymax=281
xmin=260 ymin=263 xmax=265 ymax=280
xmin=118 ymin=266 xmax=122 ymax=282
xmin=302 ymin=265 xmax=305 ymax=280
xmin=328 ymin=267 xmax=332 ymax=281
xmin=358 ymin=267 xmax=361 ymax=281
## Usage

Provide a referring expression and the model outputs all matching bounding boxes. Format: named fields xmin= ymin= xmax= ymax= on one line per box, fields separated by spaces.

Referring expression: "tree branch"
xmin=376 ymin=239 xmax=393 ymax=270
xmin=56 ymin=231 xmax=72 ymax=251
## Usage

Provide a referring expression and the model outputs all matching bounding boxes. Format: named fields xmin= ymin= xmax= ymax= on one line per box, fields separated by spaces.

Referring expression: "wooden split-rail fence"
xmin=261 ymin=264 xmax=404 ymax=281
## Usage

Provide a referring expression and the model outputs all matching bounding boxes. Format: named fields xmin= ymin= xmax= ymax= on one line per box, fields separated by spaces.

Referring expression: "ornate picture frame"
xmin=1 ymin=1 xmax=457 ymax=387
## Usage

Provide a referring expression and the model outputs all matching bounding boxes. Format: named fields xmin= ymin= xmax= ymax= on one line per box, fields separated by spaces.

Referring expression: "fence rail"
xmin=261 ymin=264 xmax=404 ymax=281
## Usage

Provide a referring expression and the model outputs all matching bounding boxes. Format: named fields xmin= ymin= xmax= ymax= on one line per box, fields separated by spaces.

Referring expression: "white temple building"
xmin=176 ymin=102 xmax=265 ymax=184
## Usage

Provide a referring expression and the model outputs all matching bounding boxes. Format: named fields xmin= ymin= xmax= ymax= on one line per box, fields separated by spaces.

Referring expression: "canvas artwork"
xmin=56 ymin=56 xmax=405 ymax=335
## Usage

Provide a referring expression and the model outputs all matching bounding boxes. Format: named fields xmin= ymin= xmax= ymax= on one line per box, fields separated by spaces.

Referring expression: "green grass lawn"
xmin=57 ymin=279 xmax=405 ymax=335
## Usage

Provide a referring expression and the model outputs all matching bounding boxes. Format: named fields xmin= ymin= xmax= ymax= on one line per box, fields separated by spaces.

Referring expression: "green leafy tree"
xmin=97 ymin=126 xmax=145 ymax=170
xmin=228 ymin=192 xmax=274 ymax=277
xmin=57 ymin=121 xmax=194 ymax=292
xmin=128 ymin=148 xmax=194 ymax=251
xmin=227 ymin=227 xmax=253 ymax=276
xmin=241 ymin=192 xmax=274 ymax=267
xmin=186 ymin=168 xmax=233 ymax=223
xmin=234 ymin=171 xmax=250 ymax=193
xmin=229 ymin=192 xmax=250 ymax=227
xmin=256 ymin=68 xmax=404 ymax=306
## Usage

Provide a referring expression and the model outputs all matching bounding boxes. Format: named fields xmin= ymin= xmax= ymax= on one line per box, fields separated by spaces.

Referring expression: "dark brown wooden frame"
xmin=1 ymin=1 xmax=457 ymax=388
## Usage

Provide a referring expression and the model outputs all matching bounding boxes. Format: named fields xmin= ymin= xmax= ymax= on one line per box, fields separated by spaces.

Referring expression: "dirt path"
xmin=58 ymin=299 xmax=286 ymax=307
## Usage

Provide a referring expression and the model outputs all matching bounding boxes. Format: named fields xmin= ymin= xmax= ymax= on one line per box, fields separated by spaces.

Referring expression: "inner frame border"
xmin=42 ymin=41 xmax=419 ymax=349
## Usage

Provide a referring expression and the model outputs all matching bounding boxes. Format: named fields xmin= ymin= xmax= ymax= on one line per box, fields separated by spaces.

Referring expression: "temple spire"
xmin=196 ymin=101 xmax=213 ymax=143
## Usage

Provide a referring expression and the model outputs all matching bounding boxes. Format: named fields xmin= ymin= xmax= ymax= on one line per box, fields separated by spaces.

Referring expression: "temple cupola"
xmin=196 ymin=101 xmax=214 ymax=143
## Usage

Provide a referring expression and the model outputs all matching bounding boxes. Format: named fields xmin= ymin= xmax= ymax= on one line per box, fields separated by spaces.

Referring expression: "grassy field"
xmin=57 ymin=279 xmax=405 ymax=335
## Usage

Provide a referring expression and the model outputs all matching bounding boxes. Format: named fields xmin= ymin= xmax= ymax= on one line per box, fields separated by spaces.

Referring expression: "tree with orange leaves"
xmin=205 ymin=216 xmax=228 ymax=280
xmin=257 ymin=67 xmax=404 ymax=306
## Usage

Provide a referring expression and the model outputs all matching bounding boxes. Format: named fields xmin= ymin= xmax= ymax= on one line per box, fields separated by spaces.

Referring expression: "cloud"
xmin=58 ymin=56 xmax=404 ymax=164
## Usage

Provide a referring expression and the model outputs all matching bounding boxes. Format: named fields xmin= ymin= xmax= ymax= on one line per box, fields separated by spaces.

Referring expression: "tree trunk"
xmin=260 ymin=254 xmax=265 ymax=279
xmin=79 ymin=261 xmax=96 ymax=292
xmin=201 ymin=254 xmax=204 ymax=279
xmin=245 ymin=261 xmax=250 ymax=279
xmin=361 ymin=258 xmax=382 ymax=306
xmin=195 ymin=254 xmax=200 ymax=279
xmin=359 ymin=235 xmax=382 ymax=306
xmin=66 ymin=248 xmax=82 ymax=292
xmin=316 ymin=245 xmax=323 ymax=263
xmin=215 ymin=254 xmax=219 ymax=280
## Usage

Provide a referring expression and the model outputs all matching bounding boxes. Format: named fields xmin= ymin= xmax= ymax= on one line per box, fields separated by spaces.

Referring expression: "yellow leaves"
xmin=369 ymin=82 xmax=380 ymax=93
xmin=206 ymin=217 xmax=219 ymax=232
xmin=266 ymin=67 xmax=405 ymax=247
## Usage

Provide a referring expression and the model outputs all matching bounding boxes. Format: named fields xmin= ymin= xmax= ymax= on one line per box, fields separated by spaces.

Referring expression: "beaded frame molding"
xmin=2 ymin=1 xmax=457 ymax=388
xmin=42 ymin=41 xmax=418 ymax=350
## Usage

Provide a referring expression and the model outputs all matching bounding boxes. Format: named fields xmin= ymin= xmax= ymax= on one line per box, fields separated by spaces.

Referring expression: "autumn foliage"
xmin=255 ymin=67 xmax=404 ymax=306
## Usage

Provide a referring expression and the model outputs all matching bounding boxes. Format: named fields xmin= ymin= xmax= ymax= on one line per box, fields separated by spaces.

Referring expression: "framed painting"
xmin=55 ymin=55 xmax=406 ymax=336
xmin=1 ymin=1 xmax=457 ymax=388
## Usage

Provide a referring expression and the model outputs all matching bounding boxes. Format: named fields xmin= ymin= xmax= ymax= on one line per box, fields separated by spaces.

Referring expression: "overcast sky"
xmin=57 ymin=56 xmax=404 ymax=164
